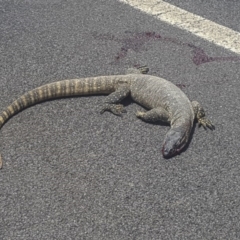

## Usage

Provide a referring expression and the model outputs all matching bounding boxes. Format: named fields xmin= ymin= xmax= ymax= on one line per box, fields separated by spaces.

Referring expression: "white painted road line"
xmin=118 ymin=0 xmax=240 ymax=55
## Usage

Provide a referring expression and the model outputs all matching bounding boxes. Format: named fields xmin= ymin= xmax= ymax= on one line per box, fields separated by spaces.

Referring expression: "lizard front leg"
xmin=136 ymin=107 xmax=170 ymax=123
xmin=191 ymin=101 xmax=214 ymax=129
xmin=100 ymin=85 xmax=130 ymax=116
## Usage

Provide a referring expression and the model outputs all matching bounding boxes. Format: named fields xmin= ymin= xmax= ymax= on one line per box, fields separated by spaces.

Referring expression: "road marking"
xmin=118 ymin=0 xmax=240 ymax=55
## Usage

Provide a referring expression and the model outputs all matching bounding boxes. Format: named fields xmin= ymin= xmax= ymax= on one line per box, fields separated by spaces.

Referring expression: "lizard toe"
xmin=100 ymin=104 xmax=126 ymax=116
xmin=198 ymin=117 xmax=215 ymax=130
xmin=136 ymin=111 xmax=145 ymax=118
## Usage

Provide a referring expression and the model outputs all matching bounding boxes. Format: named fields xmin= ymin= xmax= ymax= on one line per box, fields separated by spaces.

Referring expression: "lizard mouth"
xmin=162 ymin=144 xmax=184 ymax=158
xmin=162 ymin=146 xmax=177 ymax=158
xmin=162 ymin=133 xmax=187 ymax=158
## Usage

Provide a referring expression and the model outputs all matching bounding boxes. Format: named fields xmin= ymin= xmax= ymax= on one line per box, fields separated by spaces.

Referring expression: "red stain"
xmin=175 ymin=84 xmax=187 ymax=89
xmin=93 ymin=31 xmax=240 ymax=66
xmin=190 ymin=46 xmax=240 ymax=65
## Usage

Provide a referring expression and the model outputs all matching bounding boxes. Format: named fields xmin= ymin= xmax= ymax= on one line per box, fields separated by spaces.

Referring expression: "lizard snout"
xmin=162 ymin=129 xmax=188 ymax=158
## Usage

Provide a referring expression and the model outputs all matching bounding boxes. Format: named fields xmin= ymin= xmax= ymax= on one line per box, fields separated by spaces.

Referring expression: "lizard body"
xmin=0 ymin=67 xmax=213 ymax=168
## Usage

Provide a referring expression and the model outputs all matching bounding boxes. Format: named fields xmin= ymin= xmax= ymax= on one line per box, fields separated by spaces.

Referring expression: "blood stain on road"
xmin=92 ymin=31 xmax=240 ymax=66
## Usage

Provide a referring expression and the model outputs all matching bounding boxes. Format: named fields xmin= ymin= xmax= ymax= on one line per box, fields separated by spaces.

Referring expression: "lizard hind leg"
xmin=191 ymin=101 xmax=214 ymax=130
xmin=100 ymin=85 xmax=130 ymax=116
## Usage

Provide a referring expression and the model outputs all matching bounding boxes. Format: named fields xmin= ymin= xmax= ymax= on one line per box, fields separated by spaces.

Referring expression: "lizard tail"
xmin=0 ymin=76 xmax=119 ymax=168
xmin=0 ymin=77 xmax=117 ymax=129
xmin=0 ymin=76 xmax=119 ymax=169
xmin=0 ymin=79 xmax=79 ymax=129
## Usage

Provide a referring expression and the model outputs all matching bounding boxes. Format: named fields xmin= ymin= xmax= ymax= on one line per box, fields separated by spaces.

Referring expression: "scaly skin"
xmin=0 ymin=67 xmax=214 ymax=168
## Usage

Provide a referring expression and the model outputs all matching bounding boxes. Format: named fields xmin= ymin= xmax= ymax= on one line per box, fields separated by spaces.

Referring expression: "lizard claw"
xmin=137 ymin=66 xmax=149 ymax=74
xmin=198 ymin=117 xmax=215 ymax=130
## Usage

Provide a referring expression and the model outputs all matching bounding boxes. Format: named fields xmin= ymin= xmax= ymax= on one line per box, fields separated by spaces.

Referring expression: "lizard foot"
xmin=126 ymin=66 xmax=149 ymax=75
xmin=100 ymin=104 xmax=126 ymax=116
xmin=198 ymin=117 xmax=215 ymax=130
xmin=136 ymin=111 xmax=145 ymax=119
xmin=137 ymin=65 xmax=149 ymax=74
xmin=192 ymin=101 xmax=214 ymax=130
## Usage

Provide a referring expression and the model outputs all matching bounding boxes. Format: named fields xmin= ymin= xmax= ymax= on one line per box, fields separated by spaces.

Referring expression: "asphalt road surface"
xmin=1 ymin=0 xmax=240 ymax=239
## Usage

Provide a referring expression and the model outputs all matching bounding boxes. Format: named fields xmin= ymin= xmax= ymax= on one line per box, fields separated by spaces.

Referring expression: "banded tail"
xmin=0 ymin=76 xmax=120 ymax=168
xmin=0 ymin=77 xmax=119 ymax=129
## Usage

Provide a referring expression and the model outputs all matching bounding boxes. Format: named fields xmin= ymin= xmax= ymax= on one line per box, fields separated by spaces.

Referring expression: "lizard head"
xmin=162 ymin=128 xmax=189 ymax=158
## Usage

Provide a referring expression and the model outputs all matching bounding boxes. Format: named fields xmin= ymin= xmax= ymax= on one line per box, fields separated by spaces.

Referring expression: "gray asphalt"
xmin=1 ymin=0 xmax=240 ymax=239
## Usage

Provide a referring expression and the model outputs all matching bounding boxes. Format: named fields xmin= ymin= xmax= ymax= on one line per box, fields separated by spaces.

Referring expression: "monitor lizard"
xmin=0 ymin=66 xmax=214 ymax=168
